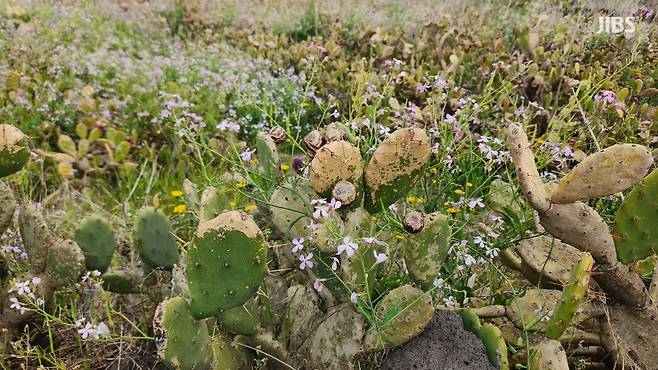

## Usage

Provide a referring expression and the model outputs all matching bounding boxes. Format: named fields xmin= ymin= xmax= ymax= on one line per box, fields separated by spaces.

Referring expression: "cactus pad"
xmin=478 ymin=323 xmax=509 ymax=370
xmin=74 ymin=215 xmax=116 ymax=273
xmin=153 ymin=297 xmax=213 ymax=370
xmin=614 ymin=168 xmax=658 ymax=263
xmin=283 ymin=284 xmax=322 ymax=352
xmin=101 ymin=270 xmax=139 ymax=294
xmin=133 ymin=207 xmax=179 ymax=270
xmin=404 ymin=212 xmax=451 ymax=289
xmin=531 ymin=340 xmax=569 ymax=370
xmin=364 ymin=128 xmax=431 ymax=213
xmin=44 ymin=239 xmax=85 ymax=288
xmin=19 ymin=203 xmax=53 ymax=272
xmin=516 ymin=235 xmax=585 ymax=288
xmin=546 ymin=253 xmax=593 ymax=339
xmin=365 ymin=284 xmax=434 ymax=350
xmin=308 ymin=140 xmax=363 ymax=197
xmin=456 ymin=308 xmax=482 ymax=334
xmin=200 ymin=186 xmax=229 ymax=222
xmin=216 ymin=297 xmax=260 ymax=336
xmin=255 ymin=131 xmax=280 ymax=179
xmin=551 ymin=144 xmax=653 ymax=203
xmin=269 ymin=177 xmax=313 ymax=239
xmin=187 ymin=211 xmax=268 ymax=318
xmin=0 ymin=124 xmax=29 ymax=178
xmin=0 ymin=181 xmax=16 ymax=234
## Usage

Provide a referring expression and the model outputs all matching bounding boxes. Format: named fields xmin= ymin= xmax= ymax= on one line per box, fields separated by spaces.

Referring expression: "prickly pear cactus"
xmin=101 ymin=270 xmax=140 ymax=294
xmin=269 ymin=176 xmax=313 ymax=239
xmin=365 ymin=284 xmax=434 ymax=350
xmin=18 ymin=203 xmax=53 ymax=272
xmin=478 ymin=323 xmax=509 ymax=370
xmin=546 ymin=254 xmax=593 ymax=339
xmin=308 ymin=140 xmax=363 ymax=198
xmin=403 ymin=212 xmax=451 ymax=289
xmin=200 ymin=186 xmax=229 ymax=222
xmin=551 ymin=144 xmax=653 ymax=204
xmin=614 ymin=168 xmax=658 ymax=263
xmin=153 ymin=297 xmax=213 ymax=370
xmin=186 ymin=211 xmax=267 ymax=318
xmin=133 ymin=207 xmax=179 ymax=270
xmin=216 ymin=297 xmax=260 ymax=336
xmin=210 ymin=335 xmax=252 ymax=370
xmin=0 ymin=181 xmax=16 ymax=234
xmin=530 ymin=340 xmax=569 ymax=370
xmin=44 ymin=239 xmax=86 ymax=288
xmin=255 ymin=131 xmax=280 ymax=179
xmin=0 ymin=124 xmax=30 ymax=178
xmin=74 ymin=215 xmax=116 ymax=273
xmin=282 ymin=284 xmax=322 ymax=351
xmin=363 ymin=128 xmax=431 ymax=213
xmin=456 ymin=308 xmax=482 ymax=333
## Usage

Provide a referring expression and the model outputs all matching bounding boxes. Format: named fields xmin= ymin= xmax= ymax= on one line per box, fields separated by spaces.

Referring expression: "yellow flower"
xmin=229 ymin=200 xmax=237 ymax=208
xmin=416 ymin=197 xmax=425 ymax=203
xmin=280 ymin=164 xmax=290 ymax=171
xmin=173 ymin=204 xmax=187 ymax=214
xmin=454 ymin=189 xmax=465 ymax=195
xmin=406 ymin=196 xmax=417 ymax=204
xmin=429 ymin=168 xmax=437 ymax=174
xmin=57 ymin=162 xmax=74 ymax=178
xmin=170 ymin=190 xmax=184 ymax=198
xmin=395 ymin=234 xmax=405 ymax=241
xmin=446 ymin=207 xmax=461 ymax=214
xmin=466 ymin=182 xmax=473 ymax=188
xmin=244 ymin=204 xmax=257 ymax=212
xmin=236 ymin=180 xmax=247 ymax=189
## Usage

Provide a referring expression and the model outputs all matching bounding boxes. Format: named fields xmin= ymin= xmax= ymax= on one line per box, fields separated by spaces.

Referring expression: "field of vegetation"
xmin=1 ymin=0 xmax=658 ymax=369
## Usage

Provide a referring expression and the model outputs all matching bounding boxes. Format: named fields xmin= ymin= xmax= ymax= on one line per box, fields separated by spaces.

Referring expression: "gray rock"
xmin=381 ymin=310 xmax=495 ymax=370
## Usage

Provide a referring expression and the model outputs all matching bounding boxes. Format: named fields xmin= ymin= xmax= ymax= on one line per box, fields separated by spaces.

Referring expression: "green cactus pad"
xmin=153 ymin=297 xmax=213 ymax=370
xmin=308 ymin=140 xmax=363 ymax=197
xmin=19 ymin=203 xmax=53 ymax=272
xmin=269 ymin=176 xmax=313 ymax=239
xmin=101 ymin=270 xmax=139 ymax=294
xmin=365 ymin=284 xmax=434 ymax=350
xmin=364 ymin=128 xmax=431 ymax=213
xmin=216 ymin=297 xmax=260 ymax=336
xmin=0 ymin=124 xmax=30 ymax=178
xmin=478 ymin=323 xmax=510 ymax=370
xmin=74 ymin=215 xmax=116 ymax=273
xmin=255 ymin=131 xmax=280 ymax=180
xmin=530 ymin=340 xmax=569 ymax=370
xmin=614 ymin=168 xmax=658 ymax=263
xmin=546 ymin=254 xmax=593 ymax=339
xmin=211 ymin=335 xmax=252 ymax=370
xmin=200 ymin=186 xmax=229 ymax=222
xmin=187 ymin=211 xmax=268 ymax=319
xmin=44 ymin=239 xmax=85 ymax=288
xmin=0 ymin=181 xmax=16 ymax=234
xmin=133 ymin=207 xmax=179 ymax=270
xmin=516 ymin=235 xmax=585 ymax=288
xmin=551 ymin=144 xmax=653 ymax=204
xmin=404 ymin=212 xmax=451 ymax=289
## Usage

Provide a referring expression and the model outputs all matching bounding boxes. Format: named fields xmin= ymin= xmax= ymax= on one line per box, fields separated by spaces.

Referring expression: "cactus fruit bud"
xmin=303 ymin=130 xmax=326 ymax=154
xmin=0 ymin=124 xmax=30 ymax=178
xmin=403 ymin=211 xmax=425 ymax=233
xmin=133 ymin=207 xmax=179 ymax=270
xmin=187 ymin=211 xmax=268 ymax=318
xmin=364 ymin=128 xmax=431 ymax=213
xmin=551 ymin=144 xmax=653 ymax=204
xmin=268 ymin=126 xmax=287 ymax=144
xmin=74 ymin=215 xmax=116 ymax=273
xmin=332 ymin=180 xmax=357 ymax=207
xmin=292 ymin=155 xmax=307 ymax=173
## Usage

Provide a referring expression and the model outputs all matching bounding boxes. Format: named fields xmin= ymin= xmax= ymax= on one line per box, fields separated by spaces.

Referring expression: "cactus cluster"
xmin=505 ymin=123 xmax=658 ymax=368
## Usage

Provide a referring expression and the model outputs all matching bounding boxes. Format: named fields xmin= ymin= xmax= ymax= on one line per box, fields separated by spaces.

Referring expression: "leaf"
xmin=115 ymin=141 xmax=131 ymax=161
xmin=75 ymin=122 xmax=88 ymax=139
xmin=58 ymin=135 xmax=78 ymax=158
